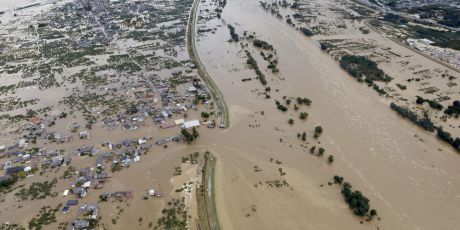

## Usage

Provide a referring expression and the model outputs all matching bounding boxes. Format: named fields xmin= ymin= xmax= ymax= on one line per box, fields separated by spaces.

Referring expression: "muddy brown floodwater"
xmin=195 ymin=0 xmax=460 ymax=229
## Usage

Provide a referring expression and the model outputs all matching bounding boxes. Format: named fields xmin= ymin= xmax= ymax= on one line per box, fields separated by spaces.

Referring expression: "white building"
xmin=181 ymin=120 xmax=200 ymax=129
xmin=138 ymin=139 xmax=146 ymax=144
xmin=83 ymin=181 xmax=91 ymax=188
xmin=18 ymin=139 xmax=26 ymax=148
xmin=187 ymin=86 xmax=197 ymax=92
xmin=174 ymin=119 xmax=185 ymax=125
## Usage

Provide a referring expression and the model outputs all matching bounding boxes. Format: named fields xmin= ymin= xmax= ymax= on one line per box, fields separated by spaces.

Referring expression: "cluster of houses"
xmin=98 ymin=73 xmax=210 ymax=133
xmin=1 ymin=148 xmax=71 ymax=178
xmin=18 ymin=115 xmax=76 ymax=145
xmin=64 ymin=201 xmax=99 ymax=230
xmin=55 ymin=136 xmax=158 ymax=228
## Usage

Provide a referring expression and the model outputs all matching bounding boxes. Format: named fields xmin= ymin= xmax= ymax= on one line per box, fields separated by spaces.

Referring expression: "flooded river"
xmin=196 ymin=0 xmax=460 ymax=229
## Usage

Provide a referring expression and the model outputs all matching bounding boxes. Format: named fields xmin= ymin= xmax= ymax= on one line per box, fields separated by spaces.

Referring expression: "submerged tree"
xmin=328 ymin=155 xmax=334 ymax=163
xmin=192 ymin=127 xmax=199 ymax=139
xmin=314 ymin=125 xmax=323 ymax=138
xmin=181 ymin=129 xmax=194 ymax=143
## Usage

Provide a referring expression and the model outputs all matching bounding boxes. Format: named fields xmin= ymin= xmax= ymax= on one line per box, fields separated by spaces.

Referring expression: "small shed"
xmin=138 ymin=139 xmax=147 ymax=144
xmin=174 ymin=119 xmax=185 ymax=125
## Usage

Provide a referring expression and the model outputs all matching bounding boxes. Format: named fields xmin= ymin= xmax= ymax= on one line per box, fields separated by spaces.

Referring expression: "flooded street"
xmin=196 ymin=0 xmax=460 ymax=229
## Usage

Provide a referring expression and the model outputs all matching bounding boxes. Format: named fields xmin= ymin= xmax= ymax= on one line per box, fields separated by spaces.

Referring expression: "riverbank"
xmin=187 ymin=0 xmax=230 ymax=128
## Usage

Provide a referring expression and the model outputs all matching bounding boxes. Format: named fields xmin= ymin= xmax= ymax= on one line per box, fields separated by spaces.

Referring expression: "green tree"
xmin=17 ymin=171 xmax=27 ymax=179
xmin=370 ymin=209 xmax=377 ymax=216
xmin=328 ymin=155 xmax=334 ymax=163
xmin=299 ymin=112 xmax=308 ymax=120
xmin=201 ymin=112 xmax=210 ymax=118
xmin=314 ymin=125 xmax=323 ymax=138
xmin=192 ymin=127 xmax=199 ymax=139
xmin=181 ymin=129 xmax=194 ymax=143
xmin=333 ymin=175 xmax=344 ymax=184
xmin=318 ymin=147 xmax=325 ymax=156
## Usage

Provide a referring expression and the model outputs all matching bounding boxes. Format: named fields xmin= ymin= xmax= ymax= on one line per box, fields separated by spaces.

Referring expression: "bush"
xmin=444 ymin=100 xmax=460 ymax=116
xmin=299 ymin=112 xmax=308 ymax=120
xmin=318 ymin=147 xmax=325 ymax=155
xmin=300 ymin=27 xmax=313 ymax=36
xmin=28 ymin=205 xmax=60 ymax=230
xmin=253 ymin=39 xmax=273 ymax=50
xmin=201 ymin=112 xmax=210 ymax=118
xmin=314 ymin=126 xmax=323 ymax=138
xmin=372 ymin=84 xmax=386 ymax=95
xmin=328 ymin=155 xmax=334 ymax=163
xmin=396 ymin=83 xmax=407 ymax=90
xmin=14 ymin=178 xmax=58 ymax=200
xmin=370 ymin=209 xmax=377 ymax=216
xmin=320 ymin=42 xmax=329 ymax=51
xmin=296 ymin=97 xmax=312 ymax=105
xmin=333 ymin=175 xmax=343 ymax=184
xmin=276 ymin=101 xmax=288 ymax=112
xmin=416 ymin=96 xmax=443 ymax=110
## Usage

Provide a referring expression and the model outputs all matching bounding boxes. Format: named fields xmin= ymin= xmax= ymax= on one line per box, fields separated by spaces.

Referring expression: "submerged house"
xmin=66 ymin=199 xmax=78 ymax=206
xmin=5 ymin=166 xmax=25 ymax=176
xmin=78 ymin=146 xmax=97 ymax=156
xmin=71 ymin=219 xmax=89 ymax=229
xmin=79 ymin=131 xmax=90 ymax=139
xmin=181 ymin=120 xmax=200 ymax=129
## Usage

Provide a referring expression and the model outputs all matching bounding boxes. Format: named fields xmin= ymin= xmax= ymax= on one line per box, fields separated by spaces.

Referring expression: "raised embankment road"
xmin=187 ymin=0 xmax=230 ymax=128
